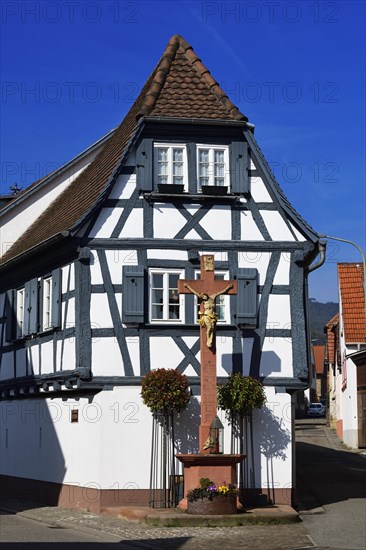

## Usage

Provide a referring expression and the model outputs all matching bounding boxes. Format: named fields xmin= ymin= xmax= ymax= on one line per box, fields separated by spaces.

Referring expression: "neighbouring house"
xmin=313 ymin=345 xmax=326 ymax=403
xmin=326 ymin=264 xmax=366 ymax=448
xmin=325 ymin=313 xmax=340 ymax=427
xmin=0 ymin=35 xmax=326 ymax=511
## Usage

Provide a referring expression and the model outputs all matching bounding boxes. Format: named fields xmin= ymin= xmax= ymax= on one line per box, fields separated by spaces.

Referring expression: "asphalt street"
xmin=296 ymin=419 xmax=366 ymax=550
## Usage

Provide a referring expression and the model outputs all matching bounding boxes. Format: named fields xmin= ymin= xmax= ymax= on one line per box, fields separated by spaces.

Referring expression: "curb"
xmin=102 ymin=505 xmax=300 ymax=526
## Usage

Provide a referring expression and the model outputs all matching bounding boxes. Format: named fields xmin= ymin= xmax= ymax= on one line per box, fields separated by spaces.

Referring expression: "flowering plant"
xmin=141 ymin=368 xmax=190 ymax=413
xmin=187 ymin=477 xmax=237 ymax=502
xmin=217 ymin=374 xmax=266 ymax=416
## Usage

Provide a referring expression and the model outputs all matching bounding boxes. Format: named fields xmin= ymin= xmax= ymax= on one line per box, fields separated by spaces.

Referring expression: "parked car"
xmin=307 ymin=403 xmax=325 ymax=417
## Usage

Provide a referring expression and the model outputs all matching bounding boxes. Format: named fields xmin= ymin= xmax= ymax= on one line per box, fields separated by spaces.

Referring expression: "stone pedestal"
xmin=176 ymin=454 xmax=245 ymax=511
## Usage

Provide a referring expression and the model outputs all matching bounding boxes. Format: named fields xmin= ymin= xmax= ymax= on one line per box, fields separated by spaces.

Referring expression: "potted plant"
xmin=217 ymin=374 xmax=266 ymax=417
xmin=141 ymin=368 xmax=190 ymax=413
xmin=187 ymin=477 xmax=237 ymax=515
xmin=141 ymin=369 xmax=190 ymax=508
xmin=217 ymin=374 xmax=266 ymax=495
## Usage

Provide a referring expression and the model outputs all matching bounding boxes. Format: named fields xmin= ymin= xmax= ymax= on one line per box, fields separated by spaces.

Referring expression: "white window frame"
xmin=194 ymin=270 xmax=230 ymax=324
xmin=153 ymin=143 xmax=188 ymax=190
xmin=197 ymin=144 xmax=229 ymax=189
xmin=42 ymin=276 xmax=53 ymax=332
xmin=149 ymin=268 xmax=184 ymax=323
xmin=16 ymin=288 xmax=25 ymax=338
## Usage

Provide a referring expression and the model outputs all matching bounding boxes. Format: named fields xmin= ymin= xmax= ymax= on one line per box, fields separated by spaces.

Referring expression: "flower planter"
xmin=201 ymin=185 xmax=228 ymax=196
xmin=187 ymin=494 xmax=237 ymax=515
xmin=157 ymin=184 xmax=185 ymax=194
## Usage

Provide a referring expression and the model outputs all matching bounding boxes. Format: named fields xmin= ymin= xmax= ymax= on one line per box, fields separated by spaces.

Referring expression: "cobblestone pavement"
xmin=1 ymin=500 xmax=313 ymax=550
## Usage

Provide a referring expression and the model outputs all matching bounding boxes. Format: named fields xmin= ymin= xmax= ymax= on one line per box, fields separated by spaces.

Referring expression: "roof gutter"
xmin=0 ymin=231 xmax=70 ymax=274
xmin=142 ymin=116 xmax=251 ymax=128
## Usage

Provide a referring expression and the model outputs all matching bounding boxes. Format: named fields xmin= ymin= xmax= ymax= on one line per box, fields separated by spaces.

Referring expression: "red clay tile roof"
xmin=313 ymin=345 xmax=325 ymax=375
xmin=1 ymin=35 xmax=247 ymax=267
xmin=338 ymin=263 xmax=366 ymax=343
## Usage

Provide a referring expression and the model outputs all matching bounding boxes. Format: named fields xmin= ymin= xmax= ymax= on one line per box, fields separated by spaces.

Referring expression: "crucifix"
xmin=178 ymin=255 xmax=237 ymax=453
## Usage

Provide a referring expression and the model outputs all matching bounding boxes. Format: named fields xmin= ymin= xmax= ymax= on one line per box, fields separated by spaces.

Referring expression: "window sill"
xmin=144 ymin=192 xmax=239 ymax=203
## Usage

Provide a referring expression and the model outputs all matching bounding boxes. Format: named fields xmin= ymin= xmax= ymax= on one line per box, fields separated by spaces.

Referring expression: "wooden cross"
xmin=178 ymin=255 xmax=237 ymax=453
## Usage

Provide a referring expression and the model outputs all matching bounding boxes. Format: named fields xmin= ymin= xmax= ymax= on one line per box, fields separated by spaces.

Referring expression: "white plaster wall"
xmin=250 ymin=177 xmax=273 ymax=202
xmin=99 ymin=387 xmax=153 ymax=488
xmin=16 ymin=349 xmax=27 ymax=377
xmin=216 ymin=337 xmax=234 ymax=376
xmin=199 ymin=206 xmax=232 ymax=240
xmin=288 ymin=222 xmax=307 ymax=241
xmin=0 ymin=397 xmax=102 ymax=485
xmin=90 ymin=294 xmax=113 ymax=327
xmin=342 ymin=354 xmax=359 ymax=448
xmin=89 ymin=208 xmax=122 ymax=238
xmin=0 ymin=353 xmax=14 ymax=380
xmin=40 ymin=341 xmax=54 ymax=376
xmin=273 ymin=253 xmax=290 ymax=285
xmin=257 ymin=389 xmax=292 ymax=490
xmin=91 ymin=338 xmax=125 ymax=377
xmin=153 ymin=205 xmax=187 ymax=238
xmin=62 ymin=264 xmax=75 ymax=292
xmin=0 ymin=386 xmax=294 ymax=492
xmin=119 ymin=208 xmax=144 ymax=238
xmin=260 ymin=338 xmax=293 ymax=378
xmin=108 ymin=173 xmax=136 ymax=199
xmin=238 ymin=251 xmax=290 ymax=286
xmin=240 ymin=211 xmax=265 ymax=241
xmin=149 ymin=337 xmax=185 ymax=370
xmin=260 ymin=211 xmax=297 ymax=241
xmin=147 ymin=249 xmax=187 ymax=260
xmin=63 ymin=297 xmax=75 ymax=326
xmin=267 ymin=295 xmax=291 ymax=327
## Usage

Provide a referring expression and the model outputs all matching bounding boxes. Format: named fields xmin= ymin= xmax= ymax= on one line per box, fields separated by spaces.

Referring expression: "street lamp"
xmin=319 ymin=234 xmax=366 ymax=305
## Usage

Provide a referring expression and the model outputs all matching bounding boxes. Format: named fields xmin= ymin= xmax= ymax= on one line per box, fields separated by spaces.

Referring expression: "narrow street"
xmin=296 ymin=419 xmax=366 ymax=550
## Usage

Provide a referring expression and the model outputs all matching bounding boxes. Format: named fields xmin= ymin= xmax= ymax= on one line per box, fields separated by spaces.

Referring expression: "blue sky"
xmin=1 ymin=0 xmax=365 ymax=302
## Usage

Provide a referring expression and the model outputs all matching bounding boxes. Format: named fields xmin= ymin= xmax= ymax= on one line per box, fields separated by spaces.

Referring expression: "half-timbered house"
xmin=0 ymin=35 xmax=325 ymax=510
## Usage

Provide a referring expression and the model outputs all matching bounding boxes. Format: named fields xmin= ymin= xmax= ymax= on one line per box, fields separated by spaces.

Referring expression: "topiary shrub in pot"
xmin=141 ymin=368 xmax=190 ymax=413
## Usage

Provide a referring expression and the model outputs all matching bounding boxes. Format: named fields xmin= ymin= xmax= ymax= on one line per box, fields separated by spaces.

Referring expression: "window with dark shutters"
xmin=5 ymin=270 xmax=62 ymax=339
xmin=236 ymin=268 xmax=258 ymax=325
xmin=122 ymin=265 xmax=145 ymax=323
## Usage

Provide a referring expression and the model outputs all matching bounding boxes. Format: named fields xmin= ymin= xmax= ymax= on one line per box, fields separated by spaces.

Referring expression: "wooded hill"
xmin=308 ymin=299 xmax=338 ymax=344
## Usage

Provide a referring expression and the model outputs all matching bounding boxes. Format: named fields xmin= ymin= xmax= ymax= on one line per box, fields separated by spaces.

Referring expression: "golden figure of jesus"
xmin=183 ymin=282 xmax=233 ymax=348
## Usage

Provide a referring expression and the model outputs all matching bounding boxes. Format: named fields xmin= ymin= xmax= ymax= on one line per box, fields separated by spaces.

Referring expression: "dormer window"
xmin=154 ymin=143 xmax=187 ymax=191
xmin=197 ymin=145 xmax=229 ymax=189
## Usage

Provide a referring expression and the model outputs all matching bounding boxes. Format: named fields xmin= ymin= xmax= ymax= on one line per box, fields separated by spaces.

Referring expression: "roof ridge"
xmin=137 ymin=34 xmax=247 ymax=121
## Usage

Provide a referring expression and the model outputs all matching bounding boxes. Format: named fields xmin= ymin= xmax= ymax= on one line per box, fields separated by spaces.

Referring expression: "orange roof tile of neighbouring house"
xmin=313 ymin=345 xmax=325 ymax=375
xmin=338 ymin=263 xmax=366 ymax=343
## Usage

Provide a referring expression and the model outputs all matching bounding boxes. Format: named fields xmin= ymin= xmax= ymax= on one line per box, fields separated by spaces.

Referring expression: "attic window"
xmin=197 ymin=145 xmax=229 ymax=189
xmin=154 ymin=143 xmax=187 ymax=191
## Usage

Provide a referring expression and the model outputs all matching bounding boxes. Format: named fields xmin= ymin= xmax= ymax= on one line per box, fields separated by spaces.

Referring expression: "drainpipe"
xmin=308 ymin=240 xmax=327 ymax=273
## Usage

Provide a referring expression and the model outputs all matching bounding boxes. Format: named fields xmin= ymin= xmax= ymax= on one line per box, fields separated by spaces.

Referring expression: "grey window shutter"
xmin=5 ymin=290 xmax=15 ymax=342
xmin=24 ymin=281 xmax=31 ymax=336
xmin=29 ymin=278 xmax=39 ymax=334
xmin=122 ymin=266 xmax=144 ymax=323
xmin=51 ymin=269 xmax=62 ymax=328
xmin=237 ymin=268 xmax=257 ymax=325
xmin=136 ymin=138 xmax=153 ymax=191
xmin=230 ymin=140 xmax=249 ymax=194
